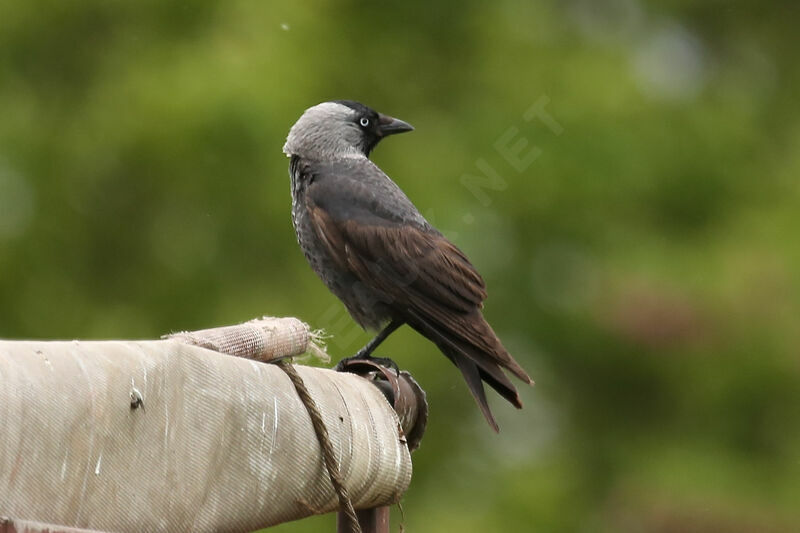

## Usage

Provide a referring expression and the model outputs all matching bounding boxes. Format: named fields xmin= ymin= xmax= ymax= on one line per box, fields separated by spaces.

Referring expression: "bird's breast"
xmin=289 ymin=164 xmax=391 ymax=331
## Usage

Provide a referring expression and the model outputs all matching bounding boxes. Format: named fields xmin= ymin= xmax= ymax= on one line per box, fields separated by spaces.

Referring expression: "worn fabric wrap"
xmin=0 ymin=339 xmax=412 ymax=532
xmin=165 ymin=316 xmax=320 ymax=363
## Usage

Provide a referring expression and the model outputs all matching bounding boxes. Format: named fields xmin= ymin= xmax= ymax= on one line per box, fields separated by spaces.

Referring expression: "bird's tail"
xmin=407 ymin=310 xmax=532 ymax=432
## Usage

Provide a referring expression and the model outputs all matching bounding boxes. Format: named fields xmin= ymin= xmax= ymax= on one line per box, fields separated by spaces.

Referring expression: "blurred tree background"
xmin=1 ymin=1 xmax=799 ymax=531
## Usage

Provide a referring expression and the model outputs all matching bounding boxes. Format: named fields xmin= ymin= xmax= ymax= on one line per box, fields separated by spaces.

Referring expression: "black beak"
xmin=377 ymin=113 xmax=414 ymax=136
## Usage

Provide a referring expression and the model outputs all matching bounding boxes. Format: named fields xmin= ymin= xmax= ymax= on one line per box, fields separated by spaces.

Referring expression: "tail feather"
xmin=477 ymin=364 xmax=524 ymax=409
xmin=406 ymin=309 xmax=530 ymax=431
xmin=437 ymin=334 xmax=523 ymax=408
xmin=405 ymin=293 xmax=533 ymax=385
xmin=451 ymin=351 xmax=500 ymax=432
xmin=459 ymin=315 xmax=533 ymax=385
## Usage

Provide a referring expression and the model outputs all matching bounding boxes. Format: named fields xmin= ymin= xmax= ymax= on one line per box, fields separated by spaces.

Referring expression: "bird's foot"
xmin=334 ymin=353 xmax=400 ymax=375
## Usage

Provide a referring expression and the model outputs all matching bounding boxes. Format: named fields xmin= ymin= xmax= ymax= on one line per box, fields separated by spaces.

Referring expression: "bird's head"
xmin=283 ymin=100 xmax=413 ymax=160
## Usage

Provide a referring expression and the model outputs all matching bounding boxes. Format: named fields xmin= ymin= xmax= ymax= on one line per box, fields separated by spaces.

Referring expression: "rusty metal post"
xmin=336 ymin=507 xmax=390 ymax=533
xmin=335 ymin=360 xmax=428 ymax=533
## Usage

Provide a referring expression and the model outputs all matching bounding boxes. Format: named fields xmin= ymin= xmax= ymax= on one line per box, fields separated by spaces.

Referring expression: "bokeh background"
xmin=2 ymin=1 xmax=799 ymax=531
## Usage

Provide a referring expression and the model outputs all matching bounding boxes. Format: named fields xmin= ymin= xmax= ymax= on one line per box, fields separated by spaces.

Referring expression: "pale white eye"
xmin=359 ymin=117 xmax=370 ymax=127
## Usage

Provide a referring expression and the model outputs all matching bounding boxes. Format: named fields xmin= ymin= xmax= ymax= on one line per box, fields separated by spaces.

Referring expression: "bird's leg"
xmin=356 ymin=319 xmax=402 ymax=358
xmin=335 ymin=319 xmax=403 ymax=372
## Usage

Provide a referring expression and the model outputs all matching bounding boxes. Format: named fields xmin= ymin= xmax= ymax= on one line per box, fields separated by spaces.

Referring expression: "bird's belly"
xmin=292 ymin=201 xmax=391 ymax=331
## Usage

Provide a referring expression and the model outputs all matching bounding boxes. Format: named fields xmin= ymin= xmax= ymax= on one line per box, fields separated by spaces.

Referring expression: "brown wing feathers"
xmin=308 ymin=194 xmax=532 ymax=429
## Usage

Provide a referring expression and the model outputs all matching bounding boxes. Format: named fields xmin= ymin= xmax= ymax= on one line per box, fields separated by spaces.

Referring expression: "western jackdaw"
xmin=284 ymin=100 xmax=532 ymax=431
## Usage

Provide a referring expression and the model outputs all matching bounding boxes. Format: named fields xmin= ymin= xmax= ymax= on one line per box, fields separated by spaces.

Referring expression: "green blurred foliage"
xmin=1 ymin=1 xmax=799 ymax=531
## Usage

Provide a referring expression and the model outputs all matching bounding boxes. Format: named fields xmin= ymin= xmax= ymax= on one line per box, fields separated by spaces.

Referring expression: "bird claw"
xmin=334 ymin=354 xmax=400 ymax=376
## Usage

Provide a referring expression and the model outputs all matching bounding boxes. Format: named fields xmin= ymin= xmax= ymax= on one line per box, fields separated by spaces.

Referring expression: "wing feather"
xmin=304 ymin=167 xmax=533 ymax=389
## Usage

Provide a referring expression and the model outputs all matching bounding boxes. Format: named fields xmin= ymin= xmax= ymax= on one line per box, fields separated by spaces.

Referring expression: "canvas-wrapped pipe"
xmin=0 ymin=338 xmax=412 ymax=532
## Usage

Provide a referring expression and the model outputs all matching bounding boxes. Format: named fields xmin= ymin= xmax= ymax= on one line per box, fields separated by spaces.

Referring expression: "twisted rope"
xmin=275 ymin=360 xmax=361 ymax=533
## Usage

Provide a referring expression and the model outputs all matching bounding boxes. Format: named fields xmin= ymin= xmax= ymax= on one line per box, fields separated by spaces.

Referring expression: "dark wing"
xmin=304 ymin=162 xmax=532 ymax=430
xmin=303 ymin=164 xmax=488 ymax=318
